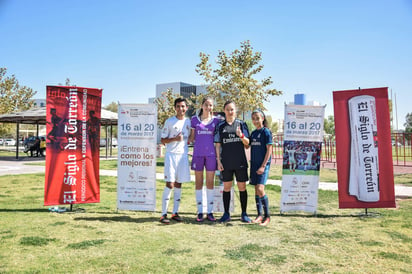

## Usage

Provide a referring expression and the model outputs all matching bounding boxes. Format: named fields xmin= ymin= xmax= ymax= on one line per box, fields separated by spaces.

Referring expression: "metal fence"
xmin=272 ymin=132 xmax=412 ymax=167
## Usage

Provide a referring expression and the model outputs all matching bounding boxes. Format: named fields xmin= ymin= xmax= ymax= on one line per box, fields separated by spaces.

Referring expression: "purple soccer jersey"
xmin=191 ymin=116 xmax=219 ymax=157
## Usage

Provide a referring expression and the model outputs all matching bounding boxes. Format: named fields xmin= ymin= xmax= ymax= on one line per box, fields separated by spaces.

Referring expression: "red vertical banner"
xmin=44 ymin=86 xmax=102 ymax=206
xmin=333 ymin=87 xmax=395 ymax=208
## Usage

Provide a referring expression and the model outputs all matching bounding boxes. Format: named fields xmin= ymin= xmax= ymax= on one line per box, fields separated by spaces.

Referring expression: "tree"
xmin=103 ymin=102 xmax=119 ymax=138
xmin=324 ymin=115 xmax=335 ymax=136
xmin=196 ymin=40 xmax=282 ymax=117
xmin=404 ymin=113 xmax=412 ymax=134
xmin=104 ymin=101 xmax=118 ymax=113
xmin=265 ymin=115 xmax=279 ymax=134
xmin=154 ymin=88 xmax=191 ymax=127
xmin=0 ymin=68 xmax=37 ymax=114
xmin=57 ymin=78 xmax=72 ymax=86
xmin=0 ymin=68 xmax=37 ymax=137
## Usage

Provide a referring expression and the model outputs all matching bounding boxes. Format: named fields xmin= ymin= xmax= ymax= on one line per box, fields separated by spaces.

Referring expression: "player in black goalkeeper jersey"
xmin=214 ymin=100 xmax=252 ymax=223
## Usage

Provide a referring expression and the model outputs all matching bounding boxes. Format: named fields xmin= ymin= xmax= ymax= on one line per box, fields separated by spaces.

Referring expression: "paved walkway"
xmin=1 ymin=159 xmax=411 ymax=198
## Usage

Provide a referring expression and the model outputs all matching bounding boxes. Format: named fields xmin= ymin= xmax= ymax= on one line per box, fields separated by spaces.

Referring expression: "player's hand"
xmin=236 ymin=125 xmax=242 ymax=137
xmin=175 ymin=132 xmax=183 ymax=142
xmin=217 ymin=161 xmax=224 ymax=171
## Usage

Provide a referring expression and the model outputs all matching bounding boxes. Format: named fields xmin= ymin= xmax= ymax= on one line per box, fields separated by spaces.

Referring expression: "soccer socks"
xmin=239 ymin=190 xmax=248 ymax=214
xmin=261 ymin=195 xmax=270 ymax=218
xmin=223 ymin=191 xmax=230 ymax=213
xmin=195 ymin=189 xmax=203 ymax=214
xmin=162 ymin=187 xmax=172 ymax=215
xmin=206 ymin=188 xmax=214 ymax=214
xmin=172 ymin=187 xmax=182 ymax=214
xmin=255 ymin=195 xmax=262 ymax=216
xmin=196 ymin=188 xmax=214 ymax=214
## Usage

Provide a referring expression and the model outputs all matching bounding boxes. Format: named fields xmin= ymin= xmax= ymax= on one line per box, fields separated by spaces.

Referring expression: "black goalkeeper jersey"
xmin=214 ymin=119 xmax=250 ymax=170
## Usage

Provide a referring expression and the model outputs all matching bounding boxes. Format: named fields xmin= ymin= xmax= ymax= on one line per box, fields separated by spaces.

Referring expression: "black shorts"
xmin=221 ymin=167 xmax=249 ymax=183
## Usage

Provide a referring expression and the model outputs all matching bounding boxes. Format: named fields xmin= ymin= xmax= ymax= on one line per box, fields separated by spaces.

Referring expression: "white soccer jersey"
xmin=161 ymin=116 xmax=191 ymax=154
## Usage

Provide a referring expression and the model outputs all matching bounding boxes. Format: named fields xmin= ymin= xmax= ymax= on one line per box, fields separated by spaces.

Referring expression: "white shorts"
xmin=164 ymin=152 xmax=191 ymax=183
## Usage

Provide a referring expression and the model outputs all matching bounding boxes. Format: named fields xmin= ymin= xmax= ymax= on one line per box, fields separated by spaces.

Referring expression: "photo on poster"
xmin=282 ymin=140 xmax=322 ymax=176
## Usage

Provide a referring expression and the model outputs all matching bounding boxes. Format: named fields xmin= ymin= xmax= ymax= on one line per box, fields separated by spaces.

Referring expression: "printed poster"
xmin=333 ymin=87 xmax=395 ymax=208
xmin=280 ymin=104 xmax=325 ymax=213
xmin=117 ymin=104 xmax=157 ymax=211
xmin=44 ymin=86 xmax=102 ymax=206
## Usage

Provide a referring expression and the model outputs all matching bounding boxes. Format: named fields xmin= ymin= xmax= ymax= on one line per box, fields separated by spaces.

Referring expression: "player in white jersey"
xmin=285 ymin=145 xmax=299 ymax=172
xmin=159 ymin=98 xmax=192 ymax=224
xmin=304 ymin=147 xmax=315 ymax=171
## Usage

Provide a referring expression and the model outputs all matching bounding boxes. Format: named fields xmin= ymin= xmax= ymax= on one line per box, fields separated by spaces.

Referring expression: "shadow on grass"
xmin=73 ymin=213 xmax=221 ymax=225
xmin=73 ymin=215 xmax=213 ymax=225
xmin=275 ymin=212 xmax=369 ymax=218
xmin=0 ymin=208 xmax=49 ymax=213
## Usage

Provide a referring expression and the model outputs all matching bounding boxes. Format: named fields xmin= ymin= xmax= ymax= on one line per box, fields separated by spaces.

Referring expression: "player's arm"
xmin=188 ymin=128 xmax=195 ymax=144
xmin=261 ymin=144 xmax=273 ymax=169
xmin=161 ymin=133 xmax=182 ymax=144
xmin=215 ymin=142 xmax=224 ymax=171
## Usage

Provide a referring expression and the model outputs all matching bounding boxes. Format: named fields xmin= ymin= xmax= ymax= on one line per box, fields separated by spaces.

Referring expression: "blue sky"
xmin=1 ymin=0 xmax=411 ymax=129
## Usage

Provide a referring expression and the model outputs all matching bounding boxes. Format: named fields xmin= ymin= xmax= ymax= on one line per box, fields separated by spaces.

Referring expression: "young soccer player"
xmin=249 ymin=110 xmax=273 ymax=226
xmin=159 ymin=98 xmax=192 ymax=224
xmin=189 ymin=97 xmax=220 ymax=222
xmin=214 ymin=100 xmax=251 ymax=223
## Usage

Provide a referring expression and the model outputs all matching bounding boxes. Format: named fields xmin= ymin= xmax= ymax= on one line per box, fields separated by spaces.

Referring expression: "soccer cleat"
xmin=218 ymin=212 xmax=231 ymax=223
xmin=171 ymin=213 xmax=182 ymax=222
xmin=252 ymin=215 xmax=263 ymax=224
xmin=241 ymin=212 xmax=252 ymax=223
xmin=259 ymin=217 xmax=270 ymax=227
xmin=207 ymin=213 xmax=216 ymax=222
xmin=196 ymin=213 xmax=204 ymax=222
xmin=160 ymin=214 xmax=170 ymax=224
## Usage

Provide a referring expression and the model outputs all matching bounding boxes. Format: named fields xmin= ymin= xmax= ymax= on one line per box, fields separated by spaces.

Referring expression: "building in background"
xmin=33 ymin=99 xmax=46 ymax=108
xmin=153 ymin=82 xmax=208 ymax=117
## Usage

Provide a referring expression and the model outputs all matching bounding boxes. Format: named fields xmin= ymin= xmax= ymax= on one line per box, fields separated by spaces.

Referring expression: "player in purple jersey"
xmin=189 ymin=97 xmax=220 ymax=222
xmin=214 ymin=100 xmax=252 ymax=223
xmin=250 ymin=110 xmax=273 ymax=226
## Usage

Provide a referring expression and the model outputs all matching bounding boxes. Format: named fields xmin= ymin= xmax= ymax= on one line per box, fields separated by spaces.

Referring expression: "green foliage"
xmin=266 ymin=115 xmax=279 ymax=134
xmin=324 ymin=115 xmax=335 ymax=135
xmin=404 ymin=113 xmax=412 ymax=134
xmin=154 ymin=88 xmax=193 ymax=127
xmin=154 ymin=88 xmax=178 ymax=127
xmin=104 ymin=101 xmax=118 ymax=113
xmin=0 ymin=68 xmax=37 ymax=136
xmin=196 ymin=40 xmax=282 ymax=115
xmin=0 ymin=68 xmax=37 ymax=114
xmin=245 ymin=119 xmax=255 ymax=133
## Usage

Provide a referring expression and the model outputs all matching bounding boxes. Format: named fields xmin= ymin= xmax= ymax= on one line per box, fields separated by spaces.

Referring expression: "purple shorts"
xmin=191 ymin=156 xmax=217 ymax=171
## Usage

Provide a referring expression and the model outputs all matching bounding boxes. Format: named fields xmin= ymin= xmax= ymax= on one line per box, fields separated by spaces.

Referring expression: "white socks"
xmin=172 ymin=188 xmax=182 ymax=214
xmin=207 ymin=188 xmax=214 ymax=214
xmin=196 ymin=189 xmax=203 ymax=214
xmin=196 ymin=188 xmax=215 ymax=214
xmin=162 ymin=187 xmax=171 ymax=215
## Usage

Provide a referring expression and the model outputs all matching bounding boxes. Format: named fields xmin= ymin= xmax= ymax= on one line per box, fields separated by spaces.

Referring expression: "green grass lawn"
xmin=0 ymin=173 xmax=411 ymax=273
